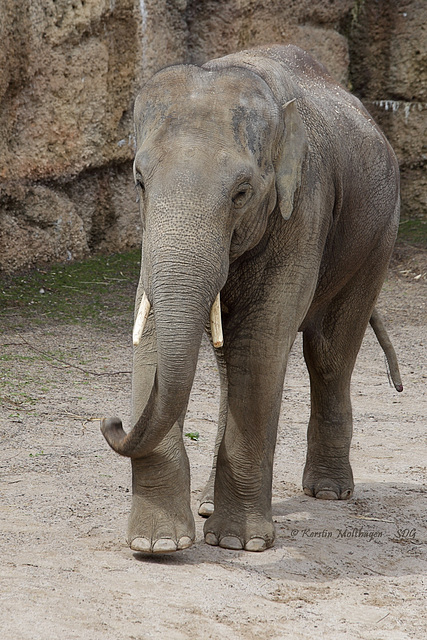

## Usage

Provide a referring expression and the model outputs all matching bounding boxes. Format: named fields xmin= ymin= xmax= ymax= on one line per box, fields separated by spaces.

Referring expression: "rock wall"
xmin=346 ymin=0 xmax=427 ymax=222
xmin=0 ymin=0 xmax=142 ymax=272
xmin=0 ymin=0 xmax=425 ymax=272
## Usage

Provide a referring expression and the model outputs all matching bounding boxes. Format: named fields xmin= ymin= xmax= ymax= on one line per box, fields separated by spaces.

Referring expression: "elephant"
xmin=101 ymin=45 xmax=402 ymax=554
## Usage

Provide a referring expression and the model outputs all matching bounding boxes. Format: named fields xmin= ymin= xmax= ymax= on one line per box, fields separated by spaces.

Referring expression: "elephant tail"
xmin=369 ymin=308 xmax=403 ymax=392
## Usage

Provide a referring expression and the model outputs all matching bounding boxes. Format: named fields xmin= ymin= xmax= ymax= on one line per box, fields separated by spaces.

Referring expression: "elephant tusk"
xmin=133 ymin=292 xmax=151 ymax=346
xmin=210 ymin=293 xmax=223 ymax=348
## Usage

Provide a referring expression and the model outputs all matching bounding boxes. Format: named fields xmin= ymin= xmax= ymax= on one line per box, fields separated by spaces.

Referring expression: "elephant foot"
xmin=130 ymin=534 xmax=193 ymax=553
xmin=302 ymin=463 xmax=354 ymax=500
xmin=128 ymin=493 xmax=196 ymax=554
xmin=128 ymin=450 xmax=195 ymax=554
xmin=203 ymin=512 xmax=275 ymax=552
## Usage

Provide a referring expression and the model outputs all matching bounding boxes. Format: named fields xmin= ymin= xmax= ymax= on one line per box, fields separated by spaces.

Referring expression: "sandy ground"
xmin=1 ymin=250 xmax=426 ymax=640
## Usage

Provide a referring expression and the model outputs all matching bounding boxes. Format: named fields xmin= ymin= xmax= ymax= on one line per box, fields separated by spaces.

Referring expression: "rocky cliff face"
xmin=0 ymin=0 xmax=425 ymax=272
xmin=0 ymin=0 xmax=142 ymax=272
xmin=346 ymin=0 xmax=426 ymax=224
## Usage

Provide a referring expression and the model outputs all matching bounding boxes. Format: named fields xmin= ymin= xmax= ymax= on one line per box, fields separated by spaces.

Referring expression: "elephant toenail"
xmin=177 ymin=536 xmax=193 ymax=550
xmin=303 ymin=487 xmax=314 ymax=497
xmin=316 ymin=489 xmax=339 ymax=500
xmin=205 ymin=532 xmax=219 ymax=546
xmin=340 ymin=489 xmax=353 ymax=499
xmin=129 ymin=537 xmax=151 ymax=552
xmin=198 ymin=501 xmax=214 ymax=517
xmin=152 ymin=538 xmax=177 ymax=553
xmin=245 ymin=537 xmax=267 ymax=552
xmin=219 ymin=536 xmax=243 ymax=550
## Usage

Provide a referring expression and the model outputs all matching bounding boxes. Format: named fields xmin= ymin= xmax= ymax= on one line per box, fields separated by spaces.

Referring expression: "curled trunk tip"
xmin=101 ymin=417 xmax=129 ymax=455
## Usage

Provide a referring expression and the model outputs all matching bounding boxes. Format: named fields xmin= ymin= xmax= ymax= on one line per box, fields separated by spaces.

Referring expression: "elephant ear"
xmin=275 ymin=99 xmax=308 ymax=220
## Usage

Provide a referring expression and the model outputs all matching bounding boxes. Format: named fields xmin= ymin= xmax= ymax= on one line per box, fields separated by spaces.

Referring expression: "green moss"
xmin=397 ymin=219 xmax=427 ymax=248
xmin=0 ymin=250 xmax=141 ymax=330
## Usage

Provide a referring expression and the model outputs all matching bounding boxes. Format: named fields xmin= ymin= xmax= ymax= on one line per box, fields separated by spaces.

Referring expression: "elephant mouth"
xmin=133 ymin=291 xmax=224 ymax=349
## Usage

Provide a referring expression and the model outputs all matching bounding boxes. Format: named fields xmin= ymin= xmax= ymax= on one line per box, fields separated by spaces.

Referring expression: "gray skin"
xmin=101 ymin=45 xmax=401 ymax=553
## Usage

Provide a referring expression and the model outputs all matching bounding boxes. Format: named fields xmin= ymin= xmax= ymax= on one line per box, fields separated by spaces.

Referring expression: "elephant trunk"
xmin=133 ymin=291 xmax=223 ymax=349
xmin=101 ymin=245 xmax=226 ymax=459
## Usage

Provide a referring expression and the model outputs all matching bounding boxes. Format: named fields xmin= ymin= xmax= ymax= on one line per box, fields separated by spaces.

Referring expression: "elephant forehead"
xmin=135 ymin=66 xmax=279 ymax=148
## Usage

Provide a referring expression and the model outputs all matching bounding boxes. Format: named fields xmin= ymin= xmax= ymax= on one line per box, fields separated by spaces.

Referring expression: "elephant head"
xmin=101 ymin=63 xmax=307 ymax=458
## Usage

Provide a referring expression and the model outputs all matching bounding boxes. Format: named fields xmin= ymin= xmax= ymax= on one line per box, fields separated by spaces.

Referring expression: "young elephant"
xmin=101 ymin=45 xmax=402 ymax=553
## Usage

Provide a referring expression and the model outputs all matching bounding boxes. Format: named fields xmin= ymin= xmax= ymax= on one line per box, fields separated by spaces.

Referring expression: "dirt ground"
xmin=1 ymin=246 xmax=426 ymax=640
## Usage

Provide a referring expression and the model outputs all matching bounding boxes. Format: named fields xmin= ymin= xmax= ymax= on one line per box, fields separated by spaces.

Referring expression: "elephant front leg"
xmin=128 ymin=298 xmax=194 ymax=553
xmin=128 ymin=421 xmax=195 ymax=553
xmin=203 ymin=334 xmax=289 ymax=552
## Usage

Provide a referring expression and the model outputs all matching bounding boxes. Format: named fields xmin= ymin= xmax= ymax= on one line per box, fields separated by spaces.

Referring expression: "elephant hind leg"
xmin=302 ymin=335 xmax=355 ymax=500
xmin=198 ymin=398 xmax=226 ymax=516
xmin=302 ymin=266 xmax=386 ymax=500
xmin=198 ymin=346 xmax=228 ymax=517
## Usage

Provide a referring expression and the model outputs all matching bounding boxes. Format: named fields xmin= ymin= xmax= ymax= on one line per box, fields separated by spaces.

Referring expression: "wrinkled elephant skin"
xmin=101 ymin=46 xmax=400 ymax=553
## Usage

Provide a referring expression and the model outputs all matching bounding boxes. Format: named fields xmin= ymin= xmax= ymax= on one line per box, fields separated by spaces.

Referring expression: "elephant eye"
xmin=232 ymin=183 xmax=253 ymax=209
xmin=134 ymin=173 xmax=145 ymax=202
xmin=135 ymin=174 xmax=145 ymax=191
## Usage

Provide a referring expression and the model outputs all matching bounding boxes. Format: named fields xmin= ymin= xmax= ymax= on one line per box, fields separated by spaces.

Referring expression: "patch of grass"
xmin=397 ymin=219 xmax=427 ymax=248
xmin=0 ymin=391 xmax=37 ymax=407
xmin=0 ymin=363 xmax=49 ymax=411
xmin=0 ymin=250 xmax=141 ymax=329
xmin=185 ymin=431 xmax=200 ymax=441
xmin=0 ymin=354 xmax=41 ymax=364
